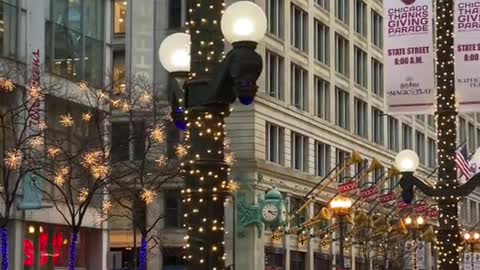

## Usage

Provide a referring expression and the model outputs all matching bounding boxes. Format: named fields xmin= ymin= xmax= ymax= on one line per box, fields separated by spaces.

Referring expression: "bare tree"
xmin=31 ymin=76 xmax=181 ymax=270
xmin=0 ymin=63 xmax=47 ymax=270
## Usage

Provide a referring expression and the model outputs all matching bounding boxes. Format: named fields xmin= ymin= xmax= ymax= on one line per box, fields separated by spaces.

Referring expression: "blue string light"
xmin=139 ymin=237 xmax=147 ymax=270
xmin=68 ymin=231 xmax=79 ymax=270
xmin=1 ymin=227 xmax=8 ymax=270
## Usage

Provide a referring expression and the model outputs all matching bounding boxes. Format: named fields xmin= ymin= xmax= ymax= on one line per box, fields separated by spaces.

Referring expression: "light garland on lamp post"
xmin=159 ymin=1 xmax=266 ymax=269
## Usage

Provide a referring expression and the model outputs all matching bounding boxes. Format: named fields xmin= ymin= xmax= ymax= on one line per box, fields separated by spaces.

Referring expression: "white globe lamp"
xmin=221 ymin=1 xmax=267 ymax=44
xmin=158 ymin=33 xmax=191 ymax=73
xmin=395 ymin=150 xmax=420 ymax=173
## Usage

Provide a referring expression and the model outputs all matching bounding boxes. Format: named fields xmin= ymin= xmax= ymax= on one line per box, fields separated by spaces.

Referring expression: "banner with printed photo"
xmin=405 ymin=240 xmax=425 ymax=269
xmin=474 ymin=253 xmax=480 ymax=269
xmin=384 ymin=0 xmax=435 ymax=114
xmin=455 ymin=0 xmax=480 ymax=112
xmin=465 ymin=253 xmax=473 ymax=270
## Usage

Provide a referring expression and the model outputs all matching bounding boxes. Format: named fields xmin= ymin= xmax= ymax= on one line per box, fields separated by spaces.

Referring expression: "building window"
xmin=266 ymin=123 xmax=285 ymax=165
xmin=372 ymin=107 xmax=384 ymax=145
xmin=113 ymin=50 xmax=126 ymax=93
xmin=373 ymin=167 xmax=384 ymax=183
xmin=266 ymin=50 xmax=284 ymax=100
xmin=402 ymin=124 xmax=413 ymax=149
xmin=164 ymin=190 xmax=182 ymax=228
xmin=335 ymin=87 xmax=350 ymax=130
xmin=111 ymin=121 xmax=146 ymax=162
xmin=428 ymin=137 xmax=437 ymax=168
xmin=265 ymin=247 xmax=285 ymax=270
xmin=163 ymin=248 xmax=186 ymax=269
xmin=47 ymin=0 xmax=105 ymax=87
xmin=354 ymin=46 xmax=367 ymax=88
xmin=315 ymin=0 xmax=329 ymax=10
xmin=459 ymin=117 xmax=467 ymax=144
xmin=336 ymin=148 xmax=350 ymax=179
xmin=335 ymin=0 xmax=349 ymax=24
xmin=415 ymin=131 xmax=425 ymax=164
xmin=289 ymin=197 xmax=307 ymax=227
xmin=371 ymin=58 xmax=384 ymax=97
xmin=314 ymin=76 xmax=330 ymax=121
xmin=427 ymin=115 xmax=435 ymax=128
xmin=469 ymin=122 xmax=476 ymax=151
xmin=290 ymin=251 xmax=306 ymax=270
xmin=356 ymin=158 xmax=369 ymax=187
xmin=371 ymin=11 xmax=383 ymax=48
xmin=315 ymin=141 xmax=331 ymax=177
xmin=291 ymin=132 xmax=309 ymax=172
xmin=314 ymin=253 xmax=332 ymax=270
xmin=416 ymin=114 xmax=425 ymax=123
xmin=354 ymin=98 xmax=367 ymax=138
xmin=314 ymin=19 xmax=330 ymax=65
xmin=113 ymin=0 xmax=127 ymax=35
xmin=291 ymin=64 xmax=308 ymax=110
xmin=168 ymin=0 xmax=184 ymax=28
xmin=0 ymin=1 xmax=17 ymax=60
xmin=291 ymin=4 xmax=308 ymax=52
xmin=471 ymin=201 xmax=477 ymax=224
xmin=354 ymin=0 xmax=367 ymax=37
xmin=387 ymin=116 xmax=399 ymax=151
xmin=267 ymin=0 xmax=284 ymax=38
xmin=477 ymin=128 xmax=480 ymax=150
xmin=335 ymin=33 xmax=349 ymax=77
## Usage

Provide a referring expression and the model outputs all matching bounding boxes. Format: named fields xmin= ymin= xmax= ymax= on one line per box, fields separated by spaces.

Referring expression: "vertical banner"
xmin=474 ymin=253 xmax=480 ymax=269
xmin=405 ymin=240 xmax=425 ymax=269
xmin=454 ymin=0 xmax=480 ymax=111
xmin=465 ymin=253 xmax=473 ymax=270
xmin=384 ymin=0 xmax=435 ymax=114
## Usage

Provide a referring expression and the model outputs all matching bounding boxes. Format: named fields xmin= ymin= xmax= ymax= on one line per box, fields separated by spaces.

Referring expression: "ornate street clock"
xmin=237 ymin=187 xmax=286 ymax=237
xmin=259 ymin=188 xmax=286 ymax=229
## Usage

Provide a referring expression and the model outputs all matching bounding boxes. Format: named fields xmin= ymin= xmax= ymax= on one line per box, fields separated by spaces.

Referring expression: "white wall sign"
xmin=454 ymin=0 xmax=480 ymax=112
xmin=384 ymin=0 xmax=435 ymax=114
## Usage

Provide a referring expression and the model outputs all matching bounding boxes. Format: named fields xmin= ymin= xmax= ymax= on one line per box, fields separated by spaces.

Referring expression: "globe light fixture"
xmin=404 ymin=216 xmax=412 ymax=226
xmin=465 ymin=232 xmax=471 ymax=240
xmin=220 ymin=1 xmax=267 ymax=44
xmin=416 ymin=216 xmax=424 ymax=225
xmin=158 ymin=33 xmax=191 ymax=73
xmin=329 ymin=195 xmax=353 ymax=216
xmin=395 ymin=150 xmax=420 ymax=173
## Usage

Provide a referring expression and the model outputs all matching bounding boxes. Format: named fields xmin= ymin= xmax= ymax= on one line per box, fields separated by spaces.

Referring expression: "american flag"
xmin=456 ymin=144 xmax=472 ymax=181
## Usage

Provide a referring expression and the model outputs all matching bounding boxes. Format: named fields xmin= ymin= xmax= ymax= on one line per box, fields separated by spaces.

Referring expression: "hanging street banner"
xmin=465 ymin=253 xmax=473 ymax=270
xmin=405 ymin=240 xmax=425 ymax=269
xmin=455 ymin=0 xmax=480 ymax=111
xmin=384 ymin=0 xmax=435 ymax=113
xmin=474 ymin=253 xmax=480 ymax=269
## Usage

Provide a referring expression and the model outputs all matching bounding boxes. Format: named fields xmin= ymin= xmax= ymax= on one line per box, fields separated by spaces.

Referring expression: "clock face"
xmin=261 ymin=203 xmax=279 ymax=222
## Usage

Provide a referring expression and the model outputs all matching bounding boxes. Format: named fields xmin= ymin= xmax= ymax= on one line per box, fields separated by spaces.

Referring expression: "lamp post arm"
xmin=457 ymin=172 xmax=480 ymax=196
xmin=400 ymin=173 xmax=436 ymax=197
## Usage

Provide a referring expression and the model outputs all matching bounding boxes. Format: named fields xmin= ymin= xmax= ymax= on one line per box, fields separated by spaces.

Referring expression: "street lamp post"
xmin=330 ymin=195 xmax=353 ymax=270
xmin=159 ymin=1 xmax=267 ymax=269
xmin=463 ymin=231 xmax=480 ymax=269
xmin=394 ymin=0 xmax=480 ymax=268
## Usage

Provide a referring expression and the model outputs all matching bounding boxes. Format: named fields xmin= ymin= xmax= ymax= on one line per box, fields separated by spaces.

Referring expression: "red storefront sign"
xmin=397 ymin=201 xmax=409 ymax=209
xmin=414 ymin=203 xmax=428 ymax=214
xmin=360 ymin=186 xmax=379 ymax=200
xmin=379 ymin=192 xmax=396 ymax=204
xmin=338 ymin=181 xmax=358 ymax=194
xmin=427 ymin=207 xmax=439 ymax=219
